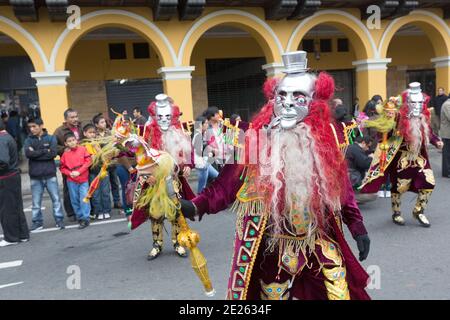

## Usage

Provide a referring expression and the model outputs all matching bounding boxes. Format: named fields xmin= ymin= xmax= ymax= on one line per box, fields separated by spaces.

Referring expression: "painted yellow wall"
xmin=66 ymin=39 xmax=161 ymax=80
xmin=190 ymin=37 xmax=265 ymax=76
xmin=388 ymin=35 xmax=435 ymax=67
xmin=1 ymin=5 xmax=449 ymax=130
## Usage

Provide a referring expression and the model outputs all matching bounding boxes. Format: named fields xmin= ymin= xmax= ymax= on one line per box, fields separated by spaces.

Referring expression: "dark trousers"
xmin=108 ymin=166 xmax=121 ymax=204
xmin=62 ymin=176 xmax=75 ymax=217
xmin=443 ymin=138 xmax=450 ymax=178
xmin=0 ymin=173 xmax=29 ymax=242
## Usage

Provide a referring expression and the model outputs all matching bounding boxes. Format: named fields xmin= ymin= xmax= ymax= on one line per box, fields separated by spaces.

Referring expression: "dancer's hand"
xmin=180 ymin=199 xmax=197 ymax=221
xmin=183 ymin=166 xmax=191 ymax=177
xmin=355 ymin=234 xmax=370 ymax=261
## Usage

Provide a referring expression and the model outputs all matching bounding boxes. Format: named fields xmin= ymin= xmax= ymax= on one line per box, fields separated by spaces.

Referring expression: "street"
xmin=1 ymin=148 xmax=449 ymax=300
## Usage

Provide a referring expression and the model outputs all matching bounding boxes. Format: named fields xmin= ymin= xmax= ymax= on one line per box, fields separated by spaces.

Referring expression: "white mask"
xmin=155 ymin=94 xmax=172 ymax=131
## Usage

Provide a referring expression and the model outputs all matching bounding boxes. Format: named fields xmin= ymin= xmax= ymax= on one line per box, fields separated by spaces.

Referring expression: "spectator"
xmin=363 ymin=95 xmax=383 ymax=118
xmin=93 ymin=113 xmax=110 ymax=138
xmin=54 ymin=108 xmax=83 ymax=221
xmin=0 ymin=100 xmax=7 ymax=114
xmin=345 ymin=136 xmax=373 ymax=188
xmin=352 ymin=98 xmax=360 ymax=117
xmin=132 ymin=107 xmax=147 ymax=126
xmin=431 ymin=87 xmax=448 ymax=132
xmin=0 ymin=119 xmax=29 ymax=247
xmin=28 ymin=103 xmax=41 ymax=120
xmin=82 ymin=123 xmax=112 ymax=220
xmin=331 ymin=98 xmax=343 ymax=109
xmin=93 ymin=113 xmax=121 ymax=208
xmin=193 ymin=116 xmax=219 ymax=193
xmin=230 ymin=114 xmax=242 ymax=123
xmin=334 ymin=104 xmax=352 ymax=123
xmin=6 ymin=110 xmax=22 ymax=151
xmin=59 ymin=133 xmax=92 ymax=229
xmin=440 ymin=97 xmax=450 ymax=178
xmin=204 ymin=106 xmax=227 ymax=170
xmin=25 ymin=118 xmax=64 ymax=232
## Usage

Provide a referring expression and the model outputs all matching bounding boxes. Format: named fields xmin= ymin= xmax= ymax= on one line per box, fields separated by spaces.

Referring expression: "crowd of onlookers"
xmin=1 ymin=87 xmax=449 ymax=247
xmin=0 ymin=103 xmax=239 ymax=247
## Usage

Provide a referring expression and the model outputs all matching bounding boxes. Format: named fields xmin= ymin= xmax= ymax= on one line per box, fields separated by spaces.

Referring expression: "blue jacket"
xmin=24 ymin=131 xmax=58 ymax=179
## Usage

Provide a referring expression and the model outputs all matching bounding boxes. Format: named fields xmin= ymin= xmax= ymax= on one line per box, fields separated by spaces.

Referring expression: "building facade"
xmin=1 ymin=1 xmax=449 ymax=131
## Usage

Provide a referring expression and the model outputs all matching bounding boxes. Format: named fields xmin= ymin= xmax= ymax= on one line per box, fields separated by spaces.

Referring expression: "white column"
xmin=352 ymin=58 xmax=392 ymax=72
xmin=30 ymin=71 xmax=70 ymax=86
xmin=157 ymin=66 xmax=195 ymax=80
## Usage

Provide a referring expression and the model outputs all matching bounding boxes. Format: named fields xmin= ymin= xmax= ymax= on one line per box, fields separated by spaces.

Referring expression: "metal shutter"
xmin=205 ymin=57 xmax=267 ymax=121
xmin=105 ymin=78 xmax=163 ymax=118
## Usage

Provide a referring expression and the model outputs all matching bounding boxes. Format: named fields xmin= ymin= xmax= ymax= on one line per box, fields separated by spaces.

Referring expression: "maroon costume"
xmin=360 ymin=83 xmax=442 ymax=227
xmin=188 ymin=51 xmax=370 ymax=300
xmin=130 ymin=94 xmax=195 ymax=260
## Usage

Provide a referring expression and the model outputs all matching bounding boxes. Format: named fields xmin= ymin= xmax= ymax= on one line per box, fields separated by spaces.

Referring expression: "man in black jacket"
xmin=25 ymin=118 xmax=64 ymax=231
xmin=0 ymin=119 xmax=29 ymax=247
xmin=346 ymin=136 xmax=373 ymax=188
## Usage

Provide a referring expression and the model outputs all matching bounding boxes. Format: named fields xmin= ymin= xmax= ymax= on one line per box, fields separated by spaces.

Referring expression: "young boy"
xmin=24 ymin=118 xmax=64 ymax=231
xmin=60 ymin=133 xmax=92 ymax=229
xmin=82 ymin=123 xmax=112 ymax=220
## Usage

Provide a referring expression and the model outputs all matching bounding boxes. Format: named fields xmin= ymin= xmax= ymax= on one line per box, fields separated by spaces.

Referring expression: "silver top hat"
xmin=155 ymin=93 xmax=170 ymax=108
xmin=282 ymin=50 xmax=309 ymax=74
xmin=408 ymin=82 xmax=422 ymax=95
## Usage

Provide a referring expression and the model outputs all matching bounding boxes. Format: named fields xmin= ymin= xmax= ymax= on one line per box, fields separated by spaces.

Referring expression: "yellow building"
xmin=1 ymin=0 xmax=449 ymax=132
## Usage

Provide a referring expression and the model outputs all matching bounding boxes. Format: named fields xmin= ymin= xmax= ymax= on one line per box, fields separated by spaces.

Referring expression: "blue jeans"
xmin=89 ymin=172 xmax=112 ymax=215
xmin=31 ymin=177 xmax=64 ymax=224
xmin=197 ymin=164 xmax=219 ymax=193
xmin=67 ymin=181 xmax=91 ymax=222
xmin=116 ymin=165 xmax=131 ymax=213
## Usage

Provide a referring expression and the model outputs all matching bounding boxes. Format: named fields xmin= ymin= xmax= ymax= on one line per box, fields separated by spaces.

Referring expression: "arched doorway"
xmin=296 ymin=24 xmax=358 ymax=113
xmin=0 ymin=32 xmax=39 ymax=119
xmin=189 ymin=25 xmax=270 ymax=121
xmin=65 ymin=27 xmax=164 ymax=124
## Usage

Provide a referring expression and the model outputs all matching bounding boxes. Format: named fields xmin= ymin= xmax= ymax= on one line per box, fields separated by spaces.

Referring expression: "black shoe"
xmin=78 ymin=220 xmax=90 ymax=230
xmin=30 ymin=222 xmax=44 ymax=233
xmin=147 ymin=244 xmax=162 ymax=261
xmin=114 ymin=203 xmax=122 ymax=209
xmin=56 ymin=221 xmax=65 ymax=230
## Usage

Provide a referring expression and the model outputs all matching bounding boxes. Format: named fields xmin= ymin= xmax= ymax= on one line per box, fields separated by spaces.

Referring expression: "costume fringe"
xmin=231 ymin=199 xmax=265 ymax=240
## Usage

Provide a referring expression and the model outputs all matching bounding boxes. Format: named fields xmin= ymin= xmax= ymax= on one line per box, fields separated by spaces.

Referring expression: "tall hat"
xmin=282 ymin=50 xmax=309 ymax=74
xmin=155 ymin=93 xmax=171 ymax=110
xmin=408 ymin=82 xmax=422 ymax=96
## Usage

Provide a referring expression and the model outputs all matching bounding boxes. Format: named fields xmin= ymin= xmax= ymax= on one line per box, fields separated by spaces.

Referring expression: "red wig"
xmin=398 ymin=90 xmax=431 ymax=142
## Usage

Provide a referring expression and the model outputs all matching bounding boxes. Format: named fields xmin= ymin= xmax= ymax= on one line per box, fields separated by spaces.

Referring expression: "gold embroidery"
xmin=260 ymin=280 xmax=290 ymax=300
xmin=316 ymin=239 xmax=343 ymax=266
xmin=397 ymin=179 xmax=412 ymax=194
xmin=322 ymin=266 xmax=350 ymax=300
xmin=423 ymin=169 xmax=435 ymax=186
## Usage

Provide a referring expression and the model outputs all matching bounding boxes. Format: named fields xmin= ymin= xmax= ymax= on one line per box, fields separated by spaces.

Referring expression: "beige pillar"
xmin=30 ymin=71 xmax=70 ymax=134
xmin=157 ymin=66 xmax=195 ymax=121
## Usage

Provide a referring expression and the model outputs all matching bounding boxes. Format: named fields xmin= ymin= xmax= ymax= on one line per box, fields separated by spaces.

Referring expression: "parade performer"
xmin=130 ymin=94 xmax=195 ymax=260
xmin=360 ymin=83 xmax=443 ymax=227
xmin=179 ymin=51 xmax=371 ymax=300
